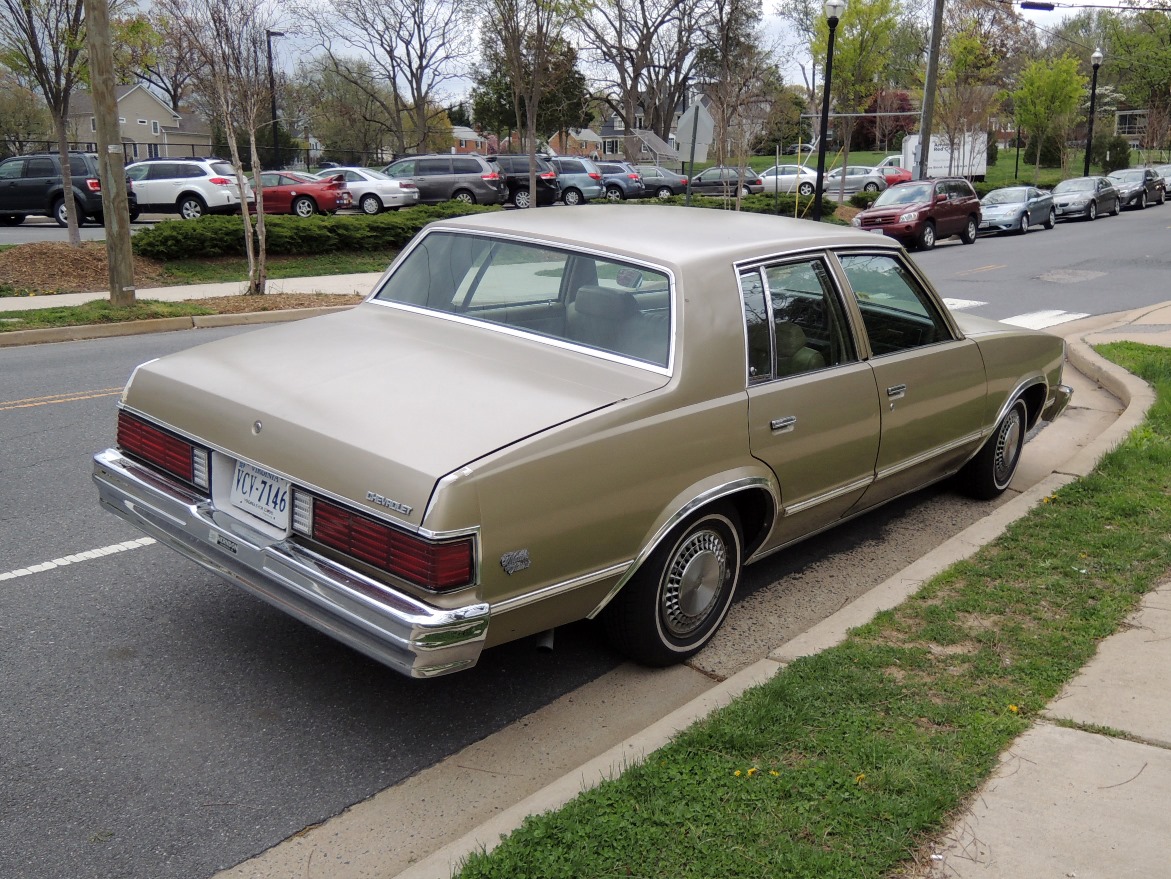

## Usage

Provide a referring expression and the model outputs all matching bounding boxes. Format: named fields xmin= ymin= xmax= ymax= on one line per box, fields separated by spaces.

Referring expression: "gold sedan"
xmin=93 ymin=206 xmax=1071 ymax=678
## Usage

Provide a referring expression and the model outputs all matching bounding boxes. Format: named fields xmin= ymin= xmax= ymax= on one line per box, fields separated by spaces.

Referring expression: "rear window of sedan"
xmin=373 ymin=231 xmax=673 ymax=367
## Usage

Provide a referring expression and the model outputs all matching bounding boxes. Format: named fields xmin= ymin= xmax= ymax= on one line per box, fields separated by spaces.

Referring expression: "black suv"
xmin=0 ymin=151 xmax=136 ymax=227
xmin=487 ymin=154 xmax=561 ymax=208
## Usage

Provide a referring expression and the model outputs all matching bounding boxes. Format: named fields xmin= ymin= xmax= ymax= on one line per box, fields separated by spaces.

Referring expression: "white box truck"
xmin=895 ymin=132 xmax=988 ymax=180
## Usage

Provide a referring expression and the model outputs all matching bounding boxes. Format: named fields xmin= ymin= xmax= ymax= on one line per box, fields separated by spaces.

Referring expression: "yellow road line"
xmin=954 ymin=264 xmax=1007 ymax=277
xmin=0 ymin=387 xmax=122 ymax=411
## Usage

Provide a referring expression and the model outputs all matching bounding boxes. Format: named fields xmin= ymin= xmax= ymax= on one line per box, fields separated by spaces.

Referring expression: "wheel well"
xmin=1020 ymin=382 xmax=1048 ymax=431
xmin=176 ymin=191 xmax=206 ymax=207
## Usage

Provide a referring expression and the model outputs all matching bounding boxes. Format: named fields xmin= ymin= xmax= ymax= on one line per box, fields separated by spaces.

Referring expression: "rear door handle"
xmin=770 ymin=416 xmax=797 ymax=433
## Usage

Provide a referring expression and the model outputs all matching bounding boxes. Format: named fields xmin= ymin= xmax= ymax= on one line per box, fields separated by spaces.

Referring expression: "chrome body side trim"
xmin=782 ymin=475 xmax=873 ymax=516
xmin=586 ymin=476 xmax=775 ymax=619
xmin=92 ymin=449 xmax=489 ymax=679
xmin=874 ymin=431 xmax=983 ymax=482
xmin=492 ymin=562 xmax=632 ymax=615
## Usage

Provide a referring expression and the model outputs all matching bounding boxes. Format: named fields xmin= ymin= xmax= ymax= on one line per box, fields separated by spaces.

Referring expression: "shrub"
xmin=1095 ymin=135 xmax=1132 ymax=174
xmin=848 ymin=190 xmax=881 ymax=209
xmin=131 ymin=203 xmax=501 ymax=260
xmin=986 ymin=134 xmax=999 ymax=166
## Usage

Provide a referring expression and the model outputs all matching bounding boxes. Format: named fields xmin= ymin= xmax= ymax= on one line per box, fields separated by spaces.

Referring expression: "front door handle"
xmin=770 ymin=416 xmax=797 ymax=433
xmin=886 ymin=384 xmax=907 ymax=401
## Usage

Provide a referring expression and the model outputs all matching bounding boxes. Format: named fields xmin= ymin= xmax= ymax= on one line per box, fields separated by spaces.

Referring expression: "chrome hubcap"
xmin=661 ymin=530 xmax=726 ymax=636
xmin=994 ymin=410 xmax=1023 ymax=486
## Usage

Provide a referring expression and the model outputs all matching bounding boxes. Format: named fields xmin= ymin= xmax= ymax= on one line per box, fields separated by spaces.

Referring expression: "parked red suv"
xmin=851 ymin=177 xmax=981 ymax=250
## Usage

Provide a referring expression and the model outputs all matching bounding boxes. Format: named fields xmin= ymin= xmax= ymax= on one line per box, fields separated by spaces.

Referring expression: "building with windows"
xmin=67 ymin=84 xmax=213 ymax=160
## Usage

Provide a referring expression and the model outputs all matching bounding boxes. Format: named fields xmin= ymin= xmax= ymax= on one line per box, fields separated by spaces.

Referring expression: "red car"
xmin=257 ymin=171 xmax=352 ymax=216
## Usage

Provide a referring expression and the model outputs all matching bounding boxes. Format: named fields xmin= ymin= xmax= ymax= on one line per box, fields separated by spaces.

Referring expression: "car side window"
xmin=0 ymin=159 xmax=23 ymax=179
xmin=387 ymin=160 xmax=414 ymax=177
xmin=740 ymin=257 xmax=855 ymax=383
xmin=25 ymin=157 xmax=54 ymax=177
xmin=417 ymin=158 xmax=450 ymax=175
xmin=451 ymin=158 xmax=481 ymax=174
xmin=838 ymin=253 xmax=954 ymax=356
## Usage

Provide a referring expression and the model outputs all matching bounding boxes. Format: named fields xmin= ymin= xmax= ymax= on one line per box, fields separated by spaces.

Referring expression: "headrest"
xmin=574 ymin=285 xmax=638 ymax=319
xmin=774 ymin=322 xmax=807 ymax=356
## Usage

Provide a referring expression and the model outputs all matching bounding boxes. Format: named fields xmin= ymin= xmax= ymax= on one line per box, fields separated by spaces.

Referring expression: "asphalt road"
xmin=2 ymin=201 xmax=1168 ymax=879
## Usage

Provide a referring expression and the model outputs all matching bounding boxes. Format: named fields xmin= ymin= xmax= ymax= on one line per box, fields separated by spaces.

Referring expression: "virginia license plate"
xmin=229 ymin=460 xmax=291 ymax=529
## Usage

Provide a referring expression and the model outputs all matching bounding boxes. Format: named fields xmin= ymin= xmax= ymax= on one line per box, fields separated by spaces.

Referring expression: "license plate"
xmin=867 ymin=228 xmax=885 ymax=234
xmin=230 ymin=460 xmax=291 ymax=529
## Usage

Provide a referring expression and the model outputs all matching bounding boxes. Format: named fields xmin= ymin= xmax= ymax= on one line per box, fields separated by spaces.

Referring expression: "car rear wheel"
xmin=512 ymin=188 xmax=532 ymax=209
xmin=798 ymin=181 xmax=815 ymax=196
xmin=359 ymin=193 xmax=382 ymax=214
xmin=957 ymin=399 xmax=1027 ymax=500
xmin=655 ymin=186 xmax=673 ymax=199
xmin=1044 ymin=207 xmax=1056 ymax=229
xmin=917 ymin=221 xmax=936 ymax=250
xmin=864 ymin=182 xmax=879 ymax=192
xmin=1159 ymin=188 xmax=1166 ymax=205
xmin=601 ymin=504 xmax=742 ymax=667
xmin=562 ymin=187 xmax=583 ymax=205
xmin=605 ymin=185 xmax=624 ymax=201
xmin=0 ymin=214 xmax=24 ymax=226
xmin=452 ymin=189 xmax=476 ymax=204
xmin=292 ymin=196 xmax=316 ymax=218
xmin=178 ymin=195 xmax=206 ymax=220
xmin=960 ymin=216 xmax=978 ymax=244
xmin=1110 ymin=199 xmax=1120 ymax=216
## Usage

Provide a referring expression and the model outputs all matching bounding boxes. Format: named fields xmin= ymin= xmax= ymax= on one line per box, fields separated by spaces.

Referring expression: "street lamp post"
xmin=813 ymin=0 xmax=846 ymax=222
xmin=266 ymin=30 xmax=285 ymax=169
xmin=1084 ymin=48 xmax=1103 ymax=177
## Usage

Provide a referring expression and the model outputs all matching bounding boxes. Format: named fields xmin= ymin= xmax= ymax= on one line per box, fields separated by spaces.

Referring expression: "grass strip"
xmin=0 ymin=299 xmax=214 ymax=332
xmin=154 ymin=249 xmax=399 ymax=285
xmin=457 ymin=341 xmax=1171 ymax=879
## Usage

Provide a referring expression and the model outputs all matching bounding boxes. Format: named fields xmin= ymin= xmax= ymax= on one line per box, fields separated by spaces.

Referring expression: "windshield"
xmin=374 ymin=231 xmax=673 ymax=367
xmin=982 ymin=188 xmax=1027 ymax=205
xmin=1053 ymin=178 xmax=1094 ymax=193
xmin=1109 ymin=170 xmax=1142 ymax=182
xmin=873 ymin=183 xmax=932 ymax=206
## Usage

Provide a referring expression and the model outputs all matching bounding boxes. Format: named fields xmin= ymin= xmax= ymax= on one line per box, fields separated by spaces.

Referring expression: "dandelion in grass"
xmin=769 ymin=770 xmax=779 ymax=777
xmin=747 ymin=767 xmax=758 ymax=777
xmin=734 ymin=770 xmax=742 ymax=777
xmin=1009 ymin=704 xmax=1020 ymax=714
xmin=855 ymin=772 xmax=866 ymax=784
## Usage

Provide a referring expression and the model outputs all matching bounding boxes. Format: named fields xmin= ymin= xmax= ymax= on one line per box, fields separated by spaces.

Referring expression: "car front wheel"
xmin=1086 ymin=201 xmax=1097 ymax=221
xmin=957 ymin=399 xmax=1027 ymax=500
xmin=292 ymin=195 xmax=316 ymax=218
xmin=1139 ymin=192 xmax=1148 ymax=209
xmin=601 ymin=504 xmax=742 ymax=667
xmin=359 ymin=193 xmax=382 ymax=215
xmin=1018 ymin=211 xmax=1029 ymax=234
xmin=917 ymin=221 xmax=936 ymax=250
xmin=1044 ymin=207 xmax=1056 ymax=229
xmin=178 ymin=195 xmax=206 ymax=220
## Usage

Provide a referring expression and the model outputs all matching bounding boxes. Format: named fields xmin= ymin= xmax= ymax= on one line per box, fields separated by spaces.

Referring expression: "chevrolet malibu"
xmin=93 ymin=207 xmax=1071 ymax=678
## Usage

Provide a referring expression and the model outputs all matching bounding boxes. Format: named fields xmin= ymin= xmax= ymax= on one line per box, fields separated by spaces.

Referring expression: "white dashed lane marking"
xmin=1000 ymin=310 xmax=1090 ymax=329
xmin=943 ymin=298 xmax=987 ymax=311
xmin=0 ymin=537 xmax=156 ymax=581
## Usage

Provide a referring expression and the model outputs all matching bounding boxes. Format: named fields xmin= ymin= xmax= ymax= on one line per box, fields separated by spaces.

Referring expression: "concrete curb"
xmin=0 ymin=305 xmax=354 ymax=347
xmin=393 ymin=327 xmax=1155 ymax=879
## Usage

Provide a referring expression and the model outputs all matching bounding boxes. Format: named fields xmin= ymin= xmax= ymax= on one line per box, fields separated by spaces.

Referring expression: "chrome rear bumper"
xmin=92 ymin=449 xmax=489 ymax=678
xmin=1042 ymin=383 xmax=1073 ymax=423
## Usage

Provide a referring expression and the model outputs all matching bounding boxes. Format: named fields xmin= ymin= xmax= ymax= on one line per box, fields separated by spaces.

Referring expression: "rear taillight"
xmin=588 ymin=173 xmax=601 ymax=181
xmin=400 ymin=181 xmax=417 ymax=189
xmin=117 ymin=411 xmax=209 ymax=490
xmin=481 ymin=171 xmax=501 ymax=181
xmin=208 ymin=176 xmax=233 ymax=185
xmin=627 ymin=174 xmax=640 ymax=180
xmin=539 ymin=171 xmax=556 ymax=179
xmin=292 ymin=491 xmax=474 ymax=592
xmin=86 ymin=178 xmax=101 ymax=192
xmin=680 ymin=177 xmax=688 ymax=185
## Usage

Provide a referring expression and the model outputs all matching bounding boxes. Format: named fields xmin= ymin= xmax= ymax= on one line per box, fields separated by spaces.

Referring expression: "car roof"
xmin=423 ymin=205 xmax=898 ymax=269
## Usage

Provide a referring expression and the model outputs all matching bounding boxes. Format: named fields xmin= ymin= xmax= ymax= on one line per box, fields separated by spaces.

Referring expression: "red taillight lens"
xmin=481 ymin=171 xmax=500 ymax=181
xmin=627 ymin=174 xmax=639 ymax=180
xmin=117 ymin=411 xmax=198 ymax=485
xmin=86 ymin=178 xmax=101 ymax=192
xmin=539 ymin=171 xmax=555 ymax=179
xmin=588 ymin=172 xmax=601 ymax=181
xmin=303 ymin=495 xmax=474 ymax=591
xmin=209 ymin=176 xmax=233 ymax=185
xmin=680 ymin=177 xmax=688 ymax=185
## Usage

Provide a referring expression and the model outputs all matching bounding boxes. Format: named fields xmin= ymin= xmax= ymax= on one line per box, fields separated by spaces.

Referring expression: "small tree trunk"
xmin=54 ymin=116 xmax=81 ymax=247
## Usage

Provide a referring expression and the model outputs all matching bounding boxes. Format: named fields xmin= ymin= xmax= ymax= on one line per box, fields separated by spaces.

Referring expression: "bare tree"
xmin=159 ymin=0 xmax=277 ymax=294
xmin=0 ymin=0 xmax=86 ymax=244
xmin=305 ymin=0 xmax=470 ymax=156
xmin=488 ymin=0 xmax=572 ymax=203
xmin=0 ymin=68 xmax=52 ymax=153
xmin=136 ymin=10 xmax=201 ymax=112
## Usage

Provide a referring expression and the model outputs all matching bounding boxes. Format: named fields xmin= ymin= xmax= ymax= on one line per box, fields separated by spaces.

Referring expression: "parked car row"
xmin=851 ymin=169 xmax=1167 ymax=250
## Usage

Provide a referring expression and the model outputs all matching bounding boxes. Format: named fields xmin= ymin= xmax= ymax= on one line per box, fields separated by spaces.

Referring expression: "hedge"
xmin=131 ymin=202 xmax=502 ymax=261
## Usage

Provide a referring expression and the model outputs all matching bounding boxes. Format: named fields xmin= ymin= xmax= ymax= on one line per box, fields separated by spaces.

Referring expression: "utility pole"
xmin=83 ymin=0 xmax=135 ymax=307
xmin=915 ymin=0 xmax=945 ymax=181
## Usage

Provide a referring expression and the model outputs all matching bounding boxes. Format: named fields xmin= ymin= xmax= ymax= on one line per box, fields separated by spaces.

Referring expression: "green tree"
xmin=0 ymin=67 xmax=51 ymax=155
xmin=935 ymin=28 xmax=1001 ymax=176
xmin=1104 ymin=10 xmax=1171 ymax=152
xmin=1012 ymin=55 xmax=1086 ymax=181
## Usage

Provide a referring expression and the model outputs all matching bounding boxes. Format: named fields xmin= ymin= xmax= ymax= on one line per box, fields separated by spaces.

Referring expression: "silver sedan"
xmin=979 ymin=186 xmax=1056 ymax=234
xmin=759 ymin=164 xmax=818 ymax=196
xmin=823 ymin=165 xmax=888 ymax=196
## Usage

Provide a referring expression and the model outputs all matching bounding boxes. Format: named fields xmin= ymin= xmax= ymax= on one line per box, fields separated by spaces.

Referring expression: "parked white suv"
xmin=124 ymin=157 xmax=254 ymax=220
